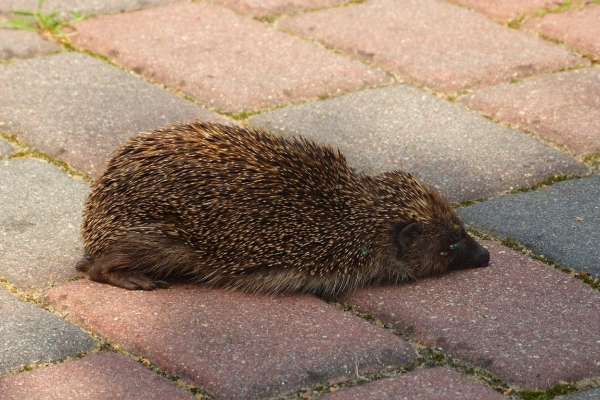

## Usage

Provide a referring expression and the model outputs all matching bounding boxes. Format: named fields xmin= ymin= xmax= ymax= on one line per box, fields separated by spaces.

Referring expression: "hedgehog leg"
xmin=76 ymin=254 xmax=167 ymax=290
xmin=77 ymin=233 xmax=200 ymax=290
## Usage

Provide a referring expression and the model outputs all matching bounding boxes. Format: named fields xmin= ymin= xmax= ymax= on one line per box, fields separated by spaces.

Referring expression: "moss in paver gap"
xmin=506 ymin=174 xmax=575 ymax=195
xmin=582 ymin=153 xmax=600 ymax=172
xmin=0 ymin=285 xmax=97 ymax=375
xmin=323 ymin=302 xmax=514 ymax=396
xmin=507 ymin=0 xmax=600 ymax=28
xmin=0 ymin=0 xmax=91 ymax=44
xmin=300 ymin=301 xmax=600 ymax=400
xmin=2 ymin=3 xmax=599 ymax=400
xmin=521 ymin=383 xmax=578 ymax=400
xmin=534 ymin=0 xmax=600 ymax=18
xmin=499 ymin=236 xmax=600 ymax=292
xmin=0 ymin=131 xmax=92 ymax=183
xmin=459 ymin=177 xmax=600 ymax=279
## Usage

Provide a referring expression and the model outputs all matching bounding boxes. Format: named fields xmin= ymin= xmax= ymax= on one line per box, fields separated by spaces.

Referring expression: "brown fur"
xmin=77 ymin=121 xmax=489 ymax=295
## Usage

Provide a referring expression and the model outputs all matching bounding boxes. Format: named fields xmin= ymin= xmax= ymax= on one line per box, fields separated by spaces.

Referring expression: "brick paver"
xmin=0 ymin=354 xmax=195 ymax=400
xmin=0 ymin=159 xmax=88 ymax=289
xmin=2 ymin=0 xmax=600 ymax=398
xmin=0 ymin=287 xmax=96 ymax=375
xmin=565 ymin=388 xmax=600 ymax=400
xmin=211 ymin=0 xmax=348 ymax=17
xmin=523 ymin=5 xmax=600 ymax=61
xmin=71 ymin=2 xmax=389 ymax=113
xmin=0 ymin=29 xmax=60 ymax=61
xmin=457 ymin=176 xmax=600 ymax=278
xmin=249 ymin=85 xmax=588 ymax=202
xmin=279 ymin=0 xmax=587 ymax=93
xmin=0 ymin=52 xmax=221 ymax=178
xmin=459 ymin=67 xmax=600 ymax=154
xmin=44 ymin=282 xmax=415 ymax=399
xmin=320 ymin=368 xmax=505 ymax=400
xmin=0 ymin=138 xmax=14 ymax=157
xmin=340 ymin=242 xmax=600 ymax=390
xmin=448 ymin=0 xmax=557 ymax=20
xmin=0 ymin=0 xmax=178 ymax=15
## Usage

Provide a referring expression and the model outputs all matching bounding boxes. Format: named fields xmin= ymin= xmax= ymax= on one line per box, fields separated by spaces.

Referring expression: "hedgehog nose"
xmin=478 ymin=247 xmax=490 ymax=267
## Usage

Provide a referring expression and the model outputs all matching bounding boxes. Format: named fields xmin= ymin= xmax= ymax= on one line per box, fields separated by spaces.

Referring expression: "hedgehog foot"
xmin=76 ymin=255 xmax=169 ymax=290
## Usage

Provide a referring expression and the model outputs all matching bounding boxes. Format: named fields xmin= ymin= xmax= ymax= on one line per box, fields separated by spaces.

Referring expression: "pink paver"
xmin=71 ymin=2 xmax=388 ymax=113
xmin=448 ymin=0 xmax=559 ymax=20
xmin=212 ymin=0 xmax=348 ymax=17
xmin=321 ymin=368 xmax=505 ymax=400
xmin=340 ymin=242 xmax=600 ymax=390
xmin=0 ymin=354 xmax=194 ymax=400
xmin=524 ymin=5 xmax=600 ymax=61
xmin=43 ymin=282 xmax=414 ymax=399
xmin=459 ymin=67 xmax=600 ymax=154
xmin=279 ymin=0 xmax=587 ymax=93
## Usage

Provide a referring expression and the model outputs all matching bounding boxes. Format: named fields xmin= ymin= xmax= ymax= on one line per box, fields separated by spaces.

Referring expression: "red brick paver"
xmin=0 ymin=354 xmax=195 ymax=400
xmin=44 ymin=283 xmax=414 ymax=399
xmin=279 ymin=0 xmax=586 ymax=93
xmin=448 ymin=0 xmax=558 ymax=20
xmin=321 ymin=368 xmax=506 ymax=400
xmin=340 ymin=242 xmax=600 ymax=390
xmin=212 ymin=0 xmax=348 ymax=17
xmin=459 ymin=67 xmax=600 ymax=154
xmin=3 ymin=0 xmax=600 ymax=397
xmin=524 ymin=5 xmax=600 ymax=61
xmin=72 ymin=2 xmax=388 ymax=113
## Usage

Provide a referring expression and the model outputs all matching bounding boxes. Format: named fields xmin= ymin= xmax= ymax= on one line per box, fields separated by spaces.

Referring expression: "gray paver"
xmin=448 ymin=0 xmax=557 ymax=20
xmin=279 ymin=0 xmax=587 ymax=93
xmin=0 ymin=29 xmax=60 ymax=61
xmin=340 ymin=242 xmax=600 ymax=390
xmin=249 ymin=85 xmax=588 ymax=202
xmin=0 ymin=286 xmax=96 ymax=375
xmin=0 ymin=138 xmax=13 ymax=157
xmin=0 ymin=354 xmax=195 ymax=399
xmin=564 ymin=388 xmax=600 ymax=400
xmin=71 ymin=2 xmax=389 ymax=113
xmin=459 ymin=67 xmax=600 ymax=154
xmin=211 ymin=0 xmax=349 ymax=17
xmin=43 ymin=282 xmax=415 ymax=400
xmin=320 ymin=368 xmax=505 ymax=400
xmin=0 ymin=52 xmax=222 ymax=178
xmin=0 ymin=158 xmax=89 ymax=289
xmin=0 ymin=0 xmax=179 ymax=16
xmin=524 ymin=5 xmax=600 ymax=61
xmin=457 ymin=176 xmax=600 ymax=277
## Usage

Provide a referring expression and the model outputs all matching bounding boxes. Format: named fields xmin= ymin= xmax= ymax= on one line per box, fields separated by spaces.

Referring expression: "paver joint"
xmin=0 ymin=0 xmax=598 ymax=399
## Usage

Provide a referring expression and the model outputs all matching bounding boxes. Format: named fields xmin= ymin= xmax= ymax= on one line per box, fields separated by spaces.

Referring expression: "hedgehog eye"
xmin=450 ymin=243 xmax=462 ymax=251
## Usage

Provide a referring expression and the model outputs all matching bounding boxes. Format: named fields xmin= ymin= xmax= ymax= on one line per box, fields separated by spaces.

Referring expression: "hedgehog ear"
xmin=395 ymin=222 xmax=421 ymax=252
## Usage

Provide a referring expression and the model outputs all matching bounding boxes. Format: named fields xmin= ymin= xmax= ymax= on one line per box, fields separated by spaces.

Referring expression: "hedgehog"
xmin=76 ymin=121 xmax=489 ymax=296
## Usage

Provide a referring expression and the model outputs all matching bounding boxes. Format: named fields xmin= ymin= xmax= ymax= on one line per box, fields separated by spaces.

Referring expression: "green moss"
xmin=531 ymin=0 xmax=600 ymax=19
xmin=508 ymin=175 xmax=574 ymax=195
xmin=581 ymin=152 xmax=599 ymax=171
xmin=506 ymin=13 xmax=525 ymax=29
xmin=521 ymin=383 xmax=577 ymax=399
xmin=224 ymin=110 xmax=263 ymax=121
xmin=452 ymin=198 xmax=485 ymax=209
xmin=499 ymin=236 xmax=600 ymax=292
xmin=255 ymin=14 xmax=278 ymax=25
xmin=0 ymin=131 xmax=92 ymax=183
xmin=0 ymin=0 xmax=92 ymax=44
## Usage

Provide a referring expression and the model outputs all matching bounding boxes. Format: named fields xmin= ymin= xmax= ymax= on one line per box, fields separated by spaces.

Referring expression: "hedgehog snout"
xmin=477 ymin=246 xmax=490 ymax=267
xmin=446 ymin=237 xmax=490 ymax=271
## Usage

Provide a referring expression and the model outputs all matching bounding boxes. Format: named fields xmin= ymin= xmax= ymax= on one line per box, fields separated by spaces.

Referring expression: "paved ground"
xmin=0 ymin=0 xmax=599 ymax=399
